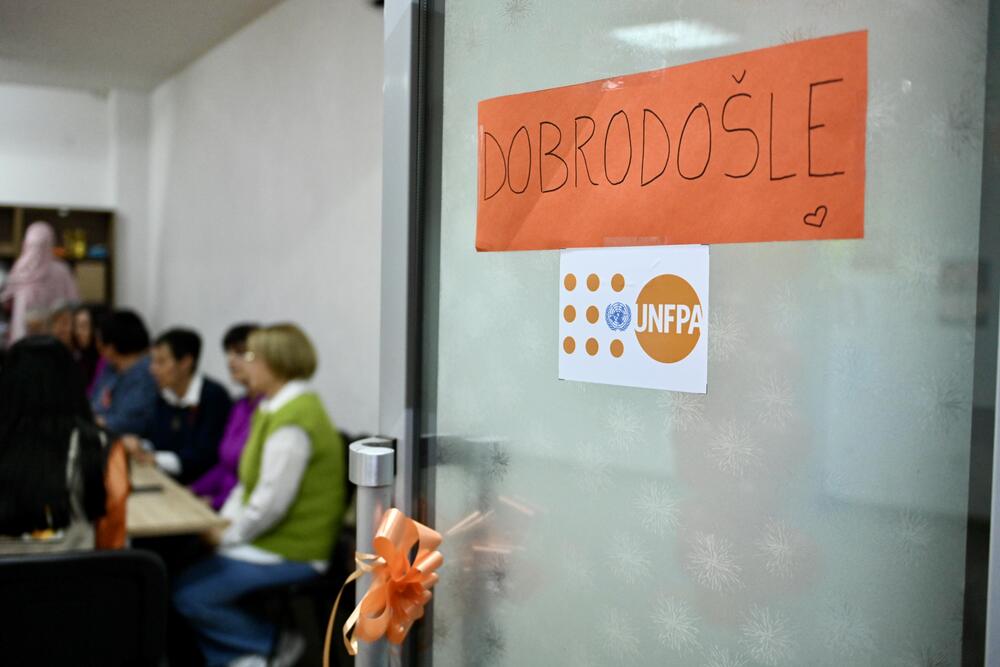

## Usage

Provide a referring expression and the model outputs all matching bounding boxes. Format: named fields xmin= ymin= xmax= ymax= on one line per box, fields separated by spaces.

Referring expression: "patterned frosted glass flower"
xmin=894 ymin=510 xmax=932 ymax=566
xmin=896 ymin=239 xmax=939 ymax=293
xmin=564 ymin=547 xmax=596 ymax=593
xmin=606 ymin=399 xmax=642 ymax=452
xmin=458 ymin=16 xmax=487 ymax=53
xmin=779 ymin=26 xmax=817 ymax=44
xmin=476 ymin=620 xmax=505 ymax=662
xmin=928 ymin=86 xmax=983 ymax=157
xmin=660 ymin=391 xmax=707 ymax=432
xmin=652 ymin=597 xmax=701 ymax=652
xmin=868 ymin=87 xmax=899 ymax=139
xmin=600 ymin=608 xmax=640 ymax=663
xmin=484 ymin=553 xmax=509 ymax=596
xmin=820 ymin=601 xmax=875 ymax=658
xmin=754 ymin=373 xmax=794 ymax=429
xmin=709 ymin=421 xmax=761 ymax=477
xmin=704 ymin=645 xmax=748 ymax=667
xmin=708 ymin=310 xmax=746 ymax=362
xmin=756 ymin=519 xmax=799 ymax=579
xmin=501 ymin=0 xmax=531 ymax=27
xmin=574 ymin=444 xmax=613 ymax=491
xmin=687 ymin=532 xmax=743 ymax=592
xmin=608 ymin=533 xmax=652 ymax=585
xmin=485 ymin=442 xmax=510 ymax=482
xmin=767 ymin=284 xmax=795 ymax=333
xmin=915 ymin=370 xmax=968 ymax=434
xmin=897 ymin=645 xmax=949 ymax=667
xmin=739 ymin=605 xmax=795 ymax=666
xmin=634 ymin=481 xmax=681 ymax=536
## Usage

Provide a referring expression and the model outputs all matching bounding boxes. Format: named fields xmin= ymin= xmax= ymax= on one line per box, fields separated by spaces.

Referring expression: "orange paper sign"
xmin=476 ymin=31 xmax=867 ymax=251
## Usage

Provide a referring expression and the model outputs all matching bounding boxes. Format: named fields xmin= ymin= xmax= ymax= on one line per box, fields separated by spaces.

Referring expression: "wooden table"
xmin=127 ymin=463 xmax=228 ymax=538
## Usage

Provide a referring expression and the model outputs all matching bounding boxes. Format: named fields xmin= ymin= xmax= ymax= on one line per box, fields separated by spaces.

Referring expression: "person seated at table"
xmin=0 ymin=336 xmax=128 ymax=554
xmin=73 ymin=303 xmax=109 ymax=391
xmin=190 ymin=323 xmax=261 ymax=510
xmin=47 ymin=301 xmax=75 ymax=348
xmin=88 ymin=322 xmax=115 ymax=400
xmin=90 ymin=309 xmax=158 ymax=436
xmin=123 ymin=328 xmax=232 ymax=485
xmin=173 ymin=323 xmax=346 ymax=667
xmin=22 ymin=305 xmax=51 ymax=337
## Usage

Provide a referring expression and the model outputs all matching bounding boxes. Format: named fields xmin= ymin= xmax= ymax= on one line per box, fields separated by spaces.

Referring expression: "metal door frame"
xmin=381 ymin=0 xmax=439 ymax=663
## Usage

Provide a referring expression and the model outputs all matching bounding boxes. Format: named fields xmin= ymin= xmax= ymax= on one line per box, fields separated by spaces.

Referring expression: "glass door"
xmin=413 ymin=1 xmax=996 ymax=665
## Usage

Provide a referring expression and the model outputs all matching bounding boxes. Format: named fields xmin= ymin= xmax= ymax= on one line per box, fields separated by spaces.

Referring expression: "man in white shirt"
xmin=122 ymin=328 xmax=232 ymax=484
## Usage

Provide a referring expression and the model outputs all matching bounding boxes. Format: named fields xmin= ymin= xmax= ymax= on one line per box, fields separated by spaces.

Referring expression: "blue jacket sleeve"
xmin=104 ymin=367 xmax=158 ymax=436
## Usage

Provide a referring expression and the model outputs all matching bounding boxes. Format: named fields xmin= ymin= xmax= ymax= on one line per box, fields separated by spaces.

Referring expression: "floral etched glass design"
xmin=425 ymin=0 xmax=989 ymax=664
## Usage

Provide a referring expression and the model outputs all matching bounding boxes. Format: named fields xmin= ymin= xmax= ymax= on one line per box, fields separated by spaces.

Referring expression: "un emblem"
xmin=605 ymin=302 xmax=631 ymax=331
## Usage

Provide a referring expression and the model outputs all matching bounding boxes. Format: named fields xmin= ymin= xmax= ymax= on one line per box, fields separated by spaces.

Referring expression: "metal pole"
xmin=382 ymin=2 xmax=424 ymax=662
xmin=349 ymin=437 xmax=395 ymax=667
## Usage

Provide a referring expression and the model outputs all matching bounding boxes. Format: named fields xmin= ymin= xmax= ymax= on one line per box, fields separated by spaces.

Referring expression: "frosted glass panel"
xmin=425 ymin=1 xmax=988 ymax=665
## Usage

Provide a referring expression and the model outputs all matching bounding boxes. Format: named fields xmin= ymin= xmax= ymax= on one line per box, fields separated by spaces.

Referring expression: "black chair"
xmin=0 ymin=549 xmax=168 ymax=667
xmin=256 ymin=525 xmax=358 ymax=666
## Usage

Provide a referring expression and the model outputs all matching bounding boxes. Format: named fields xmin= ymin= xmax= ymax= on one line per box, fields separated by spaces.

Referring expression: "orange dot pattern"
xmin=564 ymin=273 xmax=630 ymax=359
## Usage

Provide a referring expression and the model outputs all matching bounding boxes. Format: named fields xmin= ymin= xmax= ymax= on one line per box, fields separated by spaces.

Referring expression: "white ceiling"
xmin=0 ymin=0 xmax=286 ymax=91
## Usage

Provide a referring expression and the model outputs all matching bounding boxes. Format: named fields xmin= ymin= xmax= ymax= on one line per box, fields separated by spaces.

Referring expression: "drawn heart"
xmin=803 ymin=205 xmax=827 ymax=228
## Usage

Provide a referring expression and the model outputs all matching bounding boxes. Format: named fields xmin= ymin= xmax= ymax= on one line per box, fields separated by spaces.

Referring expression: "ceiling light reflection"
xmin=611 ymin=20 xmax=738 ymax=52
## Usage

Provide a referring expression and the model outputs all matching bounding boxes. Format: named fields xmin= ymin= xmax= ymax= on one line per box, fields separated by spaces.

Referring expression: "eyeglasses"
xmin=243 ymin=351 xmax=257 ymax=363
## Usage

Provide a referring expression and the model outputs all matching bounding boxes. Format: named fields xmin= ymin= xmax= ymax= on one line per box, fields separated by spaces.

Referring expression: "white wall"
xmin=0 ymin=0 xmax=384 ymax=433
xmin=145 ymin=0 xmax=383 ymax=433
xmin=0 ymin=83 xmax=113 ymax=207
xmin=0 ymin=84 xmax=149 ymax=306
xmin=108 ymin=90 xmax=151 ymax=310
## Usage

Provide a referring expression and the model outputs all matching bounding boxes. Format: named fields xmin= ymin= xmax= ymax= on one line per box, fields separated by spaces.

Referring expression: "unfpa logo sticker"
xmin=634 ymin=274 xmax=704 ymax=363
xmin=558 ymin=245 xmax=709 ymax=393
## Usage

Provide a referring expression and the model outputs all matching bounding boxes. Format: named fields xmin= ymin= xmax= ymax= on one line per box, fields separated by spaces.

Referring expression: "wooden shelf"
xmin=0 ymin=209 xmax=14 ymax=255
xmin=0 ymin=204 xmax=115 ymax=305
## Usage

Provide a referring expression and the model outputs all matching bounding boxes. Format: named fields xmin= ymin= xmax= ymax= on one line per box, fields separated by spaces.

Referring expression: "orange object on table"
xmin=95 ymin=440 xmax=129 ymax=549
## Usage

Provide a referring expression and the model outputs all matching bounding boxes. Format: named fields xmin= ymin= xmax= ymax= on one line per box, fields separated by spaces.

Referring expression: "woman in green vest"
xmin=173 ymin=323 xmax=346 ymax=667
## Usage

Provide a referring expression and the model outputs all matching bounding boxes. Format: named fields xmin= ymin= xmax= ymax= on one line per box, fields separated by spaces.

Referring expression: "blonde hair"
xmin=247 ymin=323 xmax=317 ymax=380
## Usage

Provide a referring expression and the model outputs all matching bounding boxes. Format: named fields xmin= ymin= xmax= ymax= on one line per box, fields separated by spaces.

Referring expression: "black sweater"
xmin=145 ymin=376 xmax=233 ymax=485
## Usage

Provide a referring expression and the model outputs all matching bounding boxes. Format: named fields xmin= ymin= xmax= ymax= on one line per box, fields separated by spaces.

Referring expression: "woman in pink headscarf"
xmin=1 ymin=222 xmax=79 ymax=344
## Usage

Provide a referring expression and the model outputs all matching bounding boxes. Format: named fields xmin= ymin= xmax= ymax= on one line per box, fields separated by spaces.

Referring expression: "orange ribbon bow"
xmin=323 ymin=508 xmax=444 ymax=663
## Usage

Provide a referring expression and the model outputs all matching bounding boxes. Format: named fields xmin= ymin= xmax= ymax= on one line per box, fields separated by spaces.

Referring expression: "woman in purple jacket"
xmin=189 ymin=324 xmax=261 ymax=510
